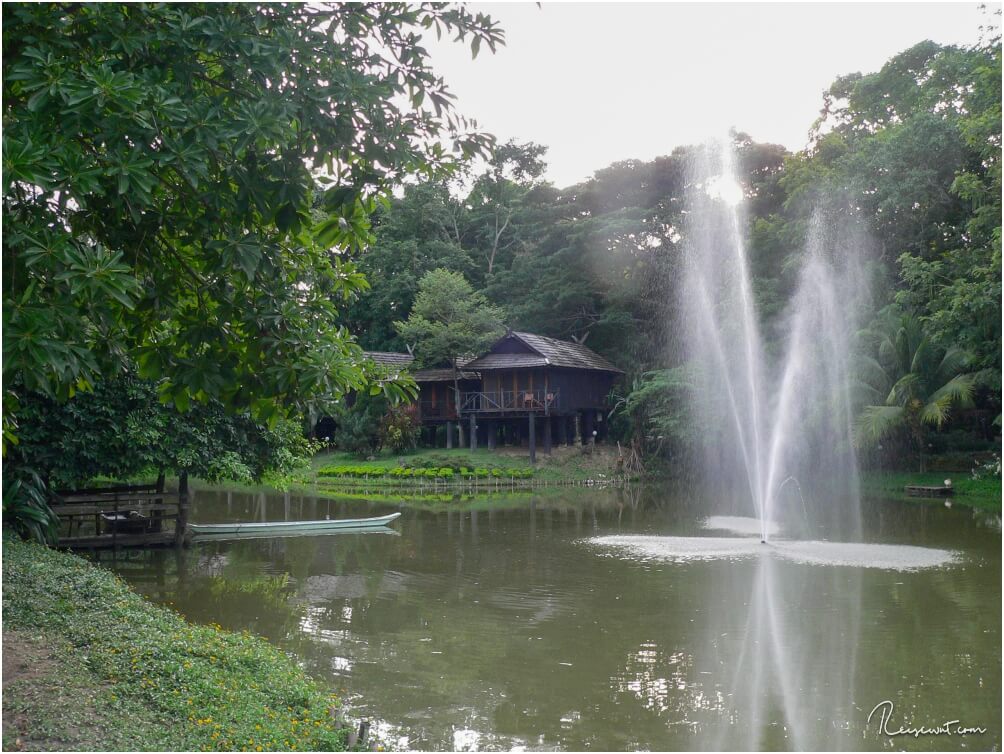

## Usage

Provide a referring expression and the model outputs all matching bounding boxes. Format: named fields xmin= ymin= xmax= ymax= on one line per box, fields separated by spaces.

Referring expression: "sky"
xmin=425 ymin=2 xmax=1000 ymax=188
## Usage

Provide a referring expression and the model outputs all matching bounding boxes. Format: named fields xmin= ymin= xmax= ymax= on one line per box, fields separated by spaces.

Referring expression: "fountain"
xmin=586 ymin=136 xmax=958 ymax=569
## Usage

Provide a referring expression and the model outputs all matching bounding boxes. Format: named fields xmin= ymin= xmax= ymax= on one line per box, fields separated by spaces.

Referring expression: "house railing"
xmin=459 ymin=389 xmax=559 ymax=414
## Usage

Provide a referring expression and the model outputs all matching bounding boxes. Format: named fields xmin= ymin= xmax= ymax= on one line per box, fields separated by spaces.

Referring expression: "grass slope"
xmin=860 ymin=470 xmax=1002 ymax=511
xmin=2 ymin=538 xmax=350 ymax=752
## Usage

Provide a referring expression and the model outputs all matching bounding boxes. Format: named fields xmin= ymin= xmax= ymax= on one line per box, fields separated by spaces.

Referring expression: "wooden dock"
xmin=904 ymin=484 xmax=953 ymax=498
xmin=53 ymin=475 xmax=190 ymax=549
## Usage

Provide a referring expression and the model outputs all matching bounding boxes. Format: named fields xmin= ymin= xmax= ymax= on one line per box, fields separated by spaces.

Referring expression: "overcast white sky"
xmin=425 ymin=2 xmax=1000 ymax=187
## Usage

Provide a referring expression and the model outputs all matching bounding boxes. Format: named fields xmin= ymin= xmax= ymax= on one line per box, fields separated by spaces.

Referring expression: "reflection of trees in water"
xmin=98 ymin=486 xmax=1001 ymax=750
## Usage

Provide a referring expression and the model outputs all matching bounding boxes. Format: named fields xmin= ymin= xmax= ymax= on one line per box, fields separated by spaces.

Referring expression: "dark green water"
xmin=97 ymin=486 xmax=1000 ymax=751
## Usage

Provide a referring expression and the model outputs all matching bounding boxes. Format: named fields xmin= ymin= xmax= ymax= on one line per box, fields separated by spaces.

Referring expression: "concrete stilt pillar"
xmin=487 ymin=421 xmax=496 ymax=450
xmin=469 ymin=413 xmax=477 ymax=451
xmin=544 ymin=416 xmax=552 ymax=454
xmin=446 ymin=421 xmax=454 ymax=449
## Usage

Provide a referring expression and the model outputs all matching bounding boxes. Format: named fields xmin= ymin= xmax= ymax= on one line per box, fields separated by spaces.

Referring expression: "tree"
xmin=783 ymin=37 xmax=1002 ymax=385
xmin=9 ymin=373 xmax=321 ymax=489
xmin=342 ymin=182 xmax=477 ymax=351
xmin=2 ymin=3 xmax=503 ymax=447
xmin=854 ymin=311 xmax=977 ymax=466
xmin=394 ymin=268 xmax=504 ymax=404
xmin=464 ymin=140 xmax=549 ymax=279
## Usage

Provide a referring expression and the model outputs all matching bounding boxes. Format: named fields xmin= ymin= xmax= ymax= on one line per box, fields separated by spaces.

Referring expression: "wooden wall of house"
xmin=416 ymin=379 xmax=478 ymax=419
xmin=480 ymin=369 xmax=549 ymax=395
xmin=547 ymin=368 xmax=618 ymax=412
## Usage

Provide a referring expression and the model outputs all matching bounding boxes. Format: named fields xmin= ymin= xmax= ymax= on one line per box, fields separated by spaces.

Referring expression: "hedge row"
xmin=316 ymin=465 xmax=534 ymax=480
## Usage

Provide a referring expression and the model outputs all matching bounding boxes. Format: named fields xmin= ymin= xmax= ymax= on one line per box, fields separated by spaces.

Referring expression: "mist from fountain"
xmin=683 ymin=138 xmax=864 ymax=542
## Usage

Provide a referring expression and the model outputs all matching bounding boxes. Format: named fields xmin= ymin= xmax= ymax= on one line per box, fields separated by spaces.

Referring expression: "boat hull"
xmin=188 ymin=512 xmax=401 ymax=536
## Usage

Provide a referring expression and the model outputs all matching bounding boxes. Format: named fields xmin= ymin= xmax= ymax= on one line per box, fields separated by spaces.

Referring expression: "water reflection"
xmin=94 ymin=485 xmax=1001 ymax=751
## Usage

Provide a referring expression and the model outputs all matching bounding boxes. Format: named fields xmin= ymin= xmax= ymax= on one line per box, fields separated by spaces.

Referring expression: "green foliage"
xmin=3 ymin=539 xmax=352 ymax=750
xmin=794 ymin=38 xmax=1002 ymax=385
xmin=3 ymin=3 xmax=501 ymax=443
xmin=394 ymin=268 xmax=505 ymax=367
xmin=329 ymin=393 xmax=386 ymax=458
xmin=316 ymin=461 xmax=533 ymax=482
xmin=379 ymin=405 xmax=421 ymax=453
xmin=2 ymin=467 xmax=59 ymax=543
xmin=853 ymin=310 xmax=977 ymax=458
xmin=611 ymin=365 xmax=700 ymax=459
xmin=7 ymin=372 xmax=319 ymax=488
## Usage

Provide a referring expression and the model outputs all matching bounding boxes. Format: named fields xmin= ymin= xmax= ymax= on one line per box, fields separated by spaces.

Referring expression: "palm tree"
xmin=854 ymin=312 xmax=976 ymax=467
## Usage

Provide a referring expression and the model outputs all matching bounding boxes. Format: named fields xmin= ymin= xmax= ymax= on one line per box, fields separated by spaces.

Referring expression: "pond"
xmin=96 ymin=485 xmax=1001 ymax=751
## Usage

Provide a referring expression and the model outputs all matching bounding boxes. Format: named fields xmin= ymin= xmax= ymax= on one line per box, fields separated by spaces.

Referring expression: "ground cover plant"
xmin=2 ymin=538 xmax=351 ymax=752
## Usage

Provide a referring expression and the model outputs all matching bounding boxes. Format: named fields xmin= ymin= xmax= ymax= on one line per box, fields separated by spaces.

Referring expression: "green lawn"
xmin=860 ymin=470 xmax=1001 ymax=511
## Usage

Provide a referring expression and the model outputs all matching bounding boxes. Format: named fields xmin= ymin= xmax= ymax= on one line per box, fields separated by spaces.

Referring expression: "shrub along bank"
xmin=2 ymin=539 xmax=351 ymax=752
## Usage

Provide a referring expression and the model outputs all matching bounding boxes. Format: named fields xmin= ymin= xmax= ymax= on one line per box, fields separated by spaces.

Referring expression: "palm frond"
xmin=853 ymin=354 xmax=892 ymax=394
xmin=887 ymin=372 xmax=922 ymax=407
xmin=920 ymin=374 xmax=977 ymax=427
xmin=853 ymin=405 xmax=906 ymax=447
xmin=909 ymin=334 xmax=932 ymax=377
xmin=933 ymin=347 xmax=972 ymax=387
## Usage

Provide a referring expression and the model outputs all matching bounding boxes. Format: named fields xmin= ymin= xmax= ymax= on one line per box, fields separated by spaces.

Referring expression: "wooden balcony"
xmin=459 ymin=389 xmax=559 ymax=414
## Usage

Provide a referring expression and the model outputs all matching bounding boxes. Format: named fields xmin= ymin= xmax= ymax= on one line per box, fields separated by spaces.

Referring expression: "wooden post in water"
xmin=528 ymin=413 xmax=536 ymax=464
xmin=175 ymin=471 xmax=189 ymax=547
xmin=152 ymin=470 xmax=166 ymax=533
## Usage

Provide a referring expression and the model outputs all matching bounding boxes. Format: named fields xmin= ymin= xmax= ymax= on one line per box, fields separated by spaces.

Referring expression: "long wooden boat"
xmin=188 ymin=512 xmax=401 ymax=536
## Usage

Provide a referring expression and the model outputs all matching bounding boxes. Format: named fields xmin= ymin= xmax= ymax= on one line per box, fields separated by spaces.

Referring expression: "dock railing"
xmin=51 ymin=483 xmax=186 ymax=548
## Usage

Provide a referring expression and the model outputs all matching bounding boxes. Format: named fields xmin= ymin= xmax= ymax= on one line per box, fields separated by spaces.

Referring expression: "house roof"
xmin=364 ymin=351 xmax=414 ymax=368
xmin=411 ymin=368 xmax=480 ymax=383
xmin=464 ymin=331 xmax=623 ymax=373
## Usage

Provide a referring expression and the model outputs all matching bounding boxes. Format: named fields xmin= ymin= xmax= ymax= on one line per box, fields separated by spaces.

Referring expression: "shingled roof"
xmin=464 ymin=331 xmax=623 ymax=373
xmin=364 ymin=351 xmax=414 ymax=368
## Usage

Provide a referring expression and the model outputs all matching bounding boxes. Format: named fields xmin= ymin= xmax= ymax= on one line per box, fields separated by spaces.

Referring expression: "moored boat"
xmin=188 ymin=511 xmax=401 ymax=536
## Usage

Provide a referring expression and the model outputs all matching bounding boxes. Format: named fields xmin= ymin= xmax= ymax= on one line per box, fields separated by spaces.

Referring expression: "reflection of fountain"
xmin=581 ymin=137 xmax=965 ymax=749
xmin=709 ymin=554 xmax=863 ymax=751
xmin=684 ymin=138 xmax=862 ymax=541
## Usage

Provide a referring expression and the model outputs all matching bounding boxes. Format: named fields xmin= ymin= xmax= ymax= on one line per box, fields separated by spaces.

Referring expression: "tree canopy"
xmin=394 ymin=268 xmax=505 ymax=368
xmin=2 ymin=3 xmax=503 ymax=444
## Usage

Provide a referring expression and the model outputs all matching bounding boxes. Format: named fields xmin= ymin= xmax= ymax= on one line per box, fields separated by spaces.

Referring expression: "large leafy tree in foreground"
xmin=2 ymin=3 xmax=502 ymax=444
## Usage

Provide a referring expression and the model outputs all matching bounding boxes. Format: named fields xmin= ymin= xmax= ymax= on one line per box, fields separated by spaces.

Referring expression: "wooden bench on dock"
xmin=904 ymin=484 xmax=953 ymax=498
xmin=52 ymin=478 xmax=189 ymax=549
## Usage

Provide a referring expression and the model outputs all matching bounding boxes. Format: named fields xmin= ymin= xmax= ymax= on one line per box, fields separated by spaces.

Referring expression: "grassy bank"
xmin=860 ymin=470 xmax=1002 ymax=511
xmin=2 ymin=538 xmax=351 ymax=752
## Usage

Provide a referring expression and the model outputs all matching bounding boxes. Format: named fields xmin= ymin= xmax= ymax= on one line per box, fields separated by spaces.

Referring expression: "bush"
xmin=379 ymin=405 xmax=420 ymax=453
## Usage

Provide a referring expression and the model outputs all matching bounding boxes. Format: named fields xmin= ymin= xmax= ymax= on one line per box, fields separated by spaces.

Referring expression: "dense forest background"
xmin=3 ymin=6 xmax=1000 ymax=514
xmin=343 ymin=37 xmax=1002 ymax=462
